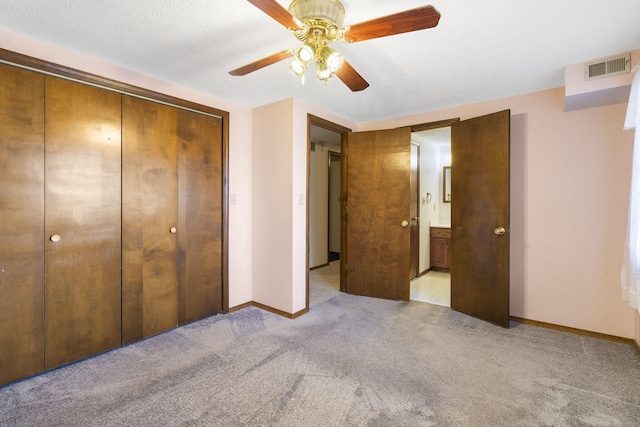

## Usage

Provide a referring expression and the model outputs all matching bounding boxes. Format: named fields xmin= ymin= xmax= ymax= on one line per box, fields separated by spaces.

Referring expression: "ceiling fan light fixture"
xmin=289 ymin=0 xmax=345 ymax=27
xmin=234 ymin=0 xmax=441 ymax=91
xmin=319 ymin=45 xmax=344 ymax=73
xmin=289 ymin=57 xmax=309 ymax=77
xmin=295 ymin=43 xmax=314 ymax=64
xmin=316 ymin=60 xmax=332 ymax=83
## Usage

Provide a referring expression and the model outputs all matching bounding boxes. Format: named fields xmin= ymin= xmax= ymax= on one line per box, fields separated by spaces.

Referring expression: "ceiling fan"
xmin=229 ymin=0 xmax=441 ymax=91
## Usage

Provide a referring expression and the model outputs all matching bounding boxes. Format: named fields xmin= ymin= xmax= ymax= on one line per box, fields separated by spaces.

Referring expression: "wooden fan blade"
xmin=229 ymin=50 xmax=293 ymax=76
xmin=342 ymin=5 xmax=441 ymax=43
xmin=335 ymin=60 xmax=369 ymax=92
xmin=247 ymin=0 xmax=301 ymax=30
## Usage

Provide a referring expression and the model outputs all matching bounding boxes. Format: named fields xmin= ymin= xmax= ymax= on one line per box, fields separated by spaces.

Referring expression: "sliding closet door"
xmin=0 ymin=65 xmax=45 ymax=385
xmin=177 ymin=110 xmax=223 ymax=324
xmin=122 ymin=96 xmax=179 ymax=344
xmin=44 ymin=77 xmax=122 ymax=370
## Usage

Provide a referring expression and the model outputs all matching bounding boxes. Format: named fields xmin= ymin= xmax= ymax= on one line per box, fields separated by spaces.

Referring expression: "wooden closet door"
xmin=44 ymin=77 xmax=122 ymax=370
xmin=122 ymin=96 xmax=179 ymax=344
xmin=177 ymin=110 xmax=223 ymax=324
xmin=0 ymin=64 xmax=45 ymax=386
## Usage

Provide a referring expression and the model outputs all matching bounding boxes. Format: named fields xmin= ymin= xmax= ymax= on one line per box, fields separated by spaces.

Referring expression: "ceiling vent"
xmin=585 ymin=53 xmax=631 ymax=80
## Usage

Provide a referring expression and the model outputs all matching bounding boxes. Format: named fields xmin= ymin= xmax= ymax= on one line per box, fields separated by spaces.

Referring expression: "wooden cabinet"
xmin=430 ymin=227 xmax=451 ymax=271
xmin=0 ymin=61 xmax=224 ymax=386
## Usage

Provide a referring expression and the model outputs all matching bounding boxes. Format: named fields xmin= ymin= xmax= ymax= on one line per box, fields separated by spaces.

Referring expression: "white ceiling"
xmin=0 ymin=0 xmax=638 ymax=123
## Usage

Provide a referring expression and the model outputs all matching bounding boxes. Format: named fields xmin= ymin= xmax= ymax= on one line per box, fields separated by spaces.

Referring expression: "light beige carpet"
xmin=1 ymin=291 xmax=639 ymax=426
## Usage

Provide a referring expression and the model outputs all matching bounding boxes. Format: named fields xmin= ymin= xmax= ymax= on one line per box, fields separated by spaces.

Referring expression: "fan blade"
xmin=247 ymin=0 xmax=301 ymax=30
xmin=229 ymin=50 xmax=293 ymax=76
xmin=335 ymin=60 xmax=369 ymax=92
xmin=342 ymin=5 xmax=441 ymax=43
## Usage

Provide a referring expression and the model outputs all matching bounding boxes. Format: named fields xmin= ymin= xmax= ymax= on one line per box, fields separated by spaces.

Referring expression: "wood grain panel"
xmin=451 ymin=110 xmax=510 ymax=327
xmin=345 ymin=128 xmax=411 ymax=300
xmin=44 ymin=76 xmax=122 ymax=369
xmin=430 ymin=228 xmax=451 ymax=238
xmin=122 ymin=96 xmax=178 ymax=344
xmin=0 ymin=64 xmax=45 ymax=385
xmin=177 ymin=111 xmax=223 ymax=324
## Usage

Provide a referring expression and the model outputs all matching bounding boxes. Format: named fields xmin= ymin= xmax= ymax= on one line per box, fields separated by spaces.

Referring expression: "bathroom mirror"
xmin=443 ymin=166 xmax=451 ymax=203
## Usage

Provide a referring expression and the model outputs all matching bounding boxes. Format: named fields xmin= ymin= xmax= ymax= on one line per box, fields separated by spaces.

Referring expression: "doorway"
xmin=307 ymin=115 xmax=351 ymax=309
xmin=409 ymin=126 xmax=452 ymax=307
xmin=309 ymin=127 xmax=343 ymax=269
xmin=307 ymin=119 xmax=454 ymax=307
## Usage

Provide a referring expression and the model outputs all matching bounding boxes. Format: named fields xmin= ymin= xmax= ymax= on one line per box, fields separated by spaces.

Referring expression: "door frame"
xmin=0 ymin=48 xmax=231 ymax=314
xmin=306 ymin=114 xmax=351 ymax=309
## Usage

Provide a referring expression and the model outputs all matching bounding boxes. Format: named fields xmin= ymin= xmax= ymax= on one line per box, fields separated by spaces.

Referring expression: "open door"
xmin=344 ymin=127 xmax=412 ymax=300
xmin=451 ymin=110 xmax=510 ymax=327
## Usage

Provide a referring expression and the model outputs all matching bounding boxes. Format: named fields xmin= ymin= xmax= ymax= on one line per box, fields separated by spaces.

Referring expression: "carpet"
xmin=309 ymin=261 xmax=341 ymax=307
xmin=1 ymin=292 xmax=639 ymax=426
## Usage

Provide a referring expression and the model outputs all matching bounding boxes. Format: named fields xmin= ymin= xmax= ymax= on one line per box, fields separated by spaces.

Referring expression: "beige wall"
xmin=309 ymin=146 xmax=329 ymax=268
xmin=252 ymin=100 xmax=296 ymax=312
xmin=416 ymin=138 xmax=439 ymax=272
xmin=360 ymin=88 xmax=636 ymax=338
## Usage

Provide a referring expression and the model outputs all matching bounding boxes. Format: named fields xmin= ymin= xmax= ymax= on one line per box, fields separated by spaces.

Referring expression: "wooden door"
xmin=122 ymin=96 xmax=179 ymax=344
xmin=0 ymin=65 xmax=45 ymax=385
xmin=451 ymin=110 xmax=510 ymax=327
xmin=344 ymin=128 xmax=411 ymax=300
xmin=410 ymin=143 xmax=420 ymax=279
xmin=44 ymin=77 xmax=122 ymax=369
xmin=177 ymin=110 xmax=223 ymax=324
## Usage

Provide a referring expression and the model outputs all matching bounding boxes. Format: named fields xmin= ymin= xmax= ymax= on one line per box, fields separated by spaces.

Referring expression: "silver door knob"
xmin=494 ymin=227 xmax=506 ymax=236
xmin=401 ymin=220 xmax=409 ymax=228
xmin=170 ymin=227 xmax=177 ymax=234
xmin=50 ymin=234 xmax=61 ymax=242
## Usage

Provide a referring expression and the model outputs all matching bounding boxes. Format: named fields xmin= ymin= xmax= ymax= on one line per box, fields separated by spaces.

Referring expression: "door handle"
xmin=411 ymin=217 xmax=420 ymax=221
xmin=50 ymin=234 xmax=61 ymax=242
xmin=170 ymin=227 xmax=177 ymax=234
xmin=494 ymin=227 xmax=506 ymax=236
xmin=401 ymin=220 xmax=409 ymax=228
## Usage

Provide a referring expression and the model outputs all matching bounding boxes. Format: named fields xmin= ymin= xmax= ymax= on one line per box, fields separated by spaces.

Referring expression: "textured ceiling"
xmin=0 ymin=0 xmax=639 ymax=123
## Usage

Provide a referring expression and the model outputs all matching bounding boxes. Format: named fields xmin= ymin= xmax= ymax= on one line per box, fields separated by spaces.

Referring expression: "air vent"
xmin=585 ymin=53 xmax=631 ymax=80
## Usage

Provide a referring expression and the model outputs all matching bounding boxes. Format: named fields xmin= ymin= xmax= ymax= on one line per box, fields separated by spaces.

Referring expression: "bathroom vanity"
xmin=430 ymin=226 xmax=451 ymax=271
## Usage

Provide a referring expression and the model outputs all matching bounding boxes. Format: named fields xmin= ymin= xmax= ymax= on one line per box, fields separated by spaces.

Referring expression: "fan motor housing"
xmin=289 ymin=0 xmax=345 ymax=28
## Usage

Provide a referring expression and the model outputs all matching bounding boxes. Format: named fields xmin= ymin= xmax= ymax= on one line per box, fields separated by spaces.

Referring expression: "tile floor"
xmin=410 ymin=271 xmax=451 ymax=307
xmin=311 ymin=263 xmax=451 ymax=308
